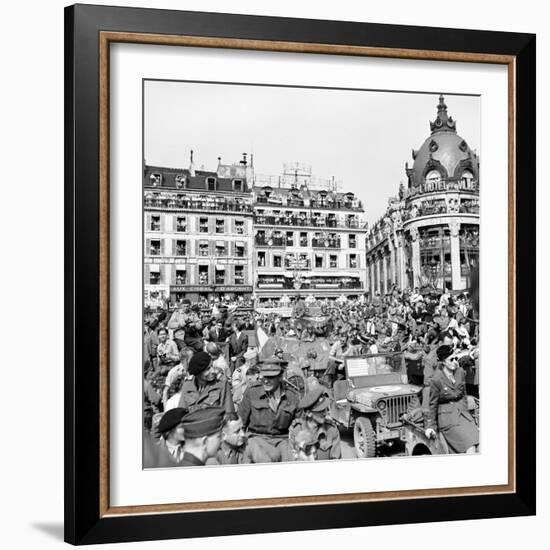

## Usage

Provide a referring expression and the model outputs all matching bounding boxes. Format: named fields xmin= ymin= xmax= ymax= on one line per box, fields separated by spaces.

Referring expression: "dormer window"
xmin=461 ymin=170 xmax=475 ymax=188
xmin=150 ymin=173 xmax=162 ymax=186
xmin=233 ymin=179 xmax=243 ymax=192
xmin=206 ymin=177 xmax=217 ymax=191
xmin=425 ymin=170 xmax=442 ymax=185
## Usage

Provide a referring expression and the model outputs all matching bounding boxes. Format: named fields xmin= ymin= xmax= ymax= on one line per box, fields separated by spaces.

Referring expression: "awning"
xmin=199 ymin=240 xmax=209 ymax=245
xmin=148 ymin=264 xmax=160 ymax=272
xmin=215 ymin=265 xmax=225 ymax=271
xmin=174 ymin=265 xmax=186 ymax=271
xmin=236 ymin=241 xmax=245 ymax=247
xmin=216 ymin=241 xmax=226 ymax=247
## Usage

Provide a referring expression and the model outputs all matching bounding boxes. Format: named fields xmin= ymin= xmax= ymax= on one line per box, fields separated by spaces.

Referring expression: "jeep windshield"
xmin=345 ymin=353 xmax=406 ymax=388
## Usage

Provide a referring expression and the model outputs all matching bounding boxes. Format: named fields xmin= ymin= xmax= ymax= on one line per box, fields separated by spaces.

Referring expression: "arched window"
xmin=461 ymin=170 xmax=475 ymax=188
xmin=425 ymin=170 xmax=441 ymax=185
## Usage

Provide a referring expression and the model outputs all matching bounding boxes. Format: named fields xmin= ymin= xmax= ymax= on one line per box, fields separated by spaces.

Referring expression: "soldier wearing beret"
xmin=156 ymin=407 xmax=188 ymax=464
xmin=425 ymin=344 xmax=479 ymax=453
xmin=177 ymin=351 xmax=235 ymax=417
xmin=289 ymin=385 xmax=342 ymax=460
xmin=178 ymin=406 xmax=225 ymax=466
xmin=238 ymin=357 xmax=300 ymax=463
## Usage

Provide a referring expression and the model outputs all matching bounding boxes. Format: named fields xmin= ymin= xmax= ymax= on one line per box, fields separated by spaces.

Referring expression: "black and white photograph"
xmin=142 ymin=80 xmax=481 ymax=467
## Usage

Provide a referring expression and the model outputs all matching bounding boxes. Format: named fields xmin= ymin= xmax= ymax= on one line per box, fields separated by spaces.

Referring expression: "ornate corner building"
xmin=366 ymin=95 xmax=480 ymax=294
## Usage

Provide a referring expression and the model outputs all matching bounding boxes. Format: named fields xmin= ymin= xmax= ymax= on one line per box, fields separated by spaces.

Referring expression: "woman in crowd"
xmin=425 ymin=344 xmax=479 ymax=453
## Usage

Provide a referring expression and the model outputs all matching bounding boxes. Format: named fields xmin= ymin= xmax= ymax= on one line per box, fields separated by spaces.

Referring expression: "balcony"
xmin=311 ymin=238 xmax=341 ymax=249
xmin=144 ymin=195 xmax=253 ymax=213
xmin=254 ymin=214 xmax=363 ymax=229
xmin=256 ymin=278 xmax=363 ymax=290
xmin=255 ymin=235 xmax=287 ymax=247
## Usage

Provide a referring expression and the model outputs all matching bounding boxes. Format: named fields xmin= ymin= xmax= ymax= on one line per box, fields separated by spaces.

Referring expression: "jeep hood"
xmin=349 ymin=384 xmax=420 ymax=404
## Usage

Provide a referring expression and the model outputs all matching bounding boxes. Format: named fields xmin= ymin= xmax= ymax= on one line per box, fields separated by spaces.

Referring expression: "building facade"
xmin=143 ymin=153 xmax=255 ymax=306
xmin=253 ymin=163 xmax=368 ymax=303
xmin=366 ymin=95 xmax=480 ymax=295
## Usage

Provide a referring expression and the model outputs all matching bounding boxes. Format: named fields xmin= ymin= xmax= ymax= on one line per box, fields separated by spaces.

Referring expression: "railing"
xmin=256 ymin=279 xmax=363 ymax=290
xmin=284 ymin=260 xmax=311 ymax=270
xmin=144 ymin=196 xmax=253 ymax=213
xmin=255 ymin=236 xmax=287 ymax=247
xmin=311 ymin=238 xmax=341 ymax=249
xmin=254 ymin=214 xmax=363 ymax=228
xmin=254 ymin=196 xmax=363 ymax=211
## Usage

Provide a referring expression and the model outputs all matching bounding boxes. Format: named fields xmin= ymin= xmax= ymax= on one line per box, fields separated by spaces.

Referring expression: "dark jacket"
xmin=177 ymin=376 xmax=235 ymax=417
xmin=239 ymin=382 xmax=300 ymax=436
xmin=228 ymin=332 xmax=248 ymax=364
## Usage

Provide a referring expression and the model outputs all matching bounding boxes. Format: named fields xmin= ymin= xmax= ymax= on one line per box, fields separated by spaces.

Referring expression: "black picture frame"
xmin=65 ymin=3 xmax=536 ymax=545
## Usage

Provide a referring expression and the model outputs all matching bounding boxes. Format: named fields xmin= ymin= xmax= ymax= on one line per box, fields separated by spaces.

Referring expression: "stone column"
xmin=381 ymin=250 xmax=388 ymax=295
xmin=449 ymin=220 xmax=462 ymax=290
xmin=410 ymin=226 xmax=421 ymax=288
xmin=376 ymin=254 xmax=382 ymax=295
xmin=397 ymin=234 xmax=407 ymax=289
xmin=389 ymin=240 xmax=396 ymax=287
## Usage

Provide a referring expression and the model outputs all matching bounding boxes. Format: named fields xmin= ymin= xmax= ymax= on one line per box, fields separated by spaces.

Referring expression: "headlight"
xmin=377 ymin=400 xmax=387 ymax=411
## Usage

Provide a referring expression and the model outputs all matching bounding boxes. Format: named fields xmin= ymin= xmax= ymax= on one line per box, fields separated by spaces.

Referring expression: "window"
xmin=349 ymin=234 xmax=357 ymax=248
xmin=198 ymin=265 xmax=209 ymax=285
xmin=286 ymin=231 xmax=294 ymax=246
xmin=215 ymin=243 xmax=226 ymax=256
xmin=176 ymin=240 xmax=186 ymax=256
xmin=176 ymin=216 xmax=186 ymax=232
xmin=330 ymin=255 xmax=338 ymax=268
xmin=149 ymin=270 xmax=161 ymax=285
xmin=150 ymin=215 xmax=160 ymax=231
xmin=258 ymin=251 xmax=266 ymax=267
xmin=273 ymin=255 xmax=282 ymax=268
xmin=206 ymin=177 xmax=217 ymax=191
xmin=462 ymin=170 xmax=475 ymax=188
xmin=233 ymin=179 xmax=243 ymax=192
xmin=234 ymin=265 xmax=244 ymax=284
xmin=299 ymin=232 xmax=308 ymax=247
xmin=199 ymin=217 xmax=209 ymax=233
xmin=199 ymin=243 xmax=209 ymax=257
xmin=149 ymin=240 xmax=161 ymax=256
xmin=150 ymin=173 xmax=161 ymax=186
xmin=216 ymin=219 xmax=225 ymax=233
xmin=215 ymin=269 xmax=225 ymax=285
xmin=349 ymin=254 xmax=358 ymax=269
xmin=175 ymin=175 xmax=186 ymax=189
xmin=299 ymin=254 xmax=309 ymax=269
xmin=315 ymin=255 xmax=324 ymax=268
xmin=425 ymin=170 xmax=442 ymax=185
xmin=175 ymin=269 xmax=186 ymax=285
xmin=236 ymin=244 xmax=245 ymax=258
xmin=235 ymin=220 xmax=244 ymax=234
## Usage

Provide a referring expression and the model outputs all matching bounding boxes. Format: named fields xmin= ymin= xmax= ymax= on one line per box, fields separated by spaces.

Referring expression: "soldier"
xmin=177 ymin=351 xmax=235 ymax=417
xmin=289 ymin=428 xmax=319 ymax=462
xmin=238 ymin=357 xmax=301 ymax=463
xmin=178 ymin=407 xmax=225 ymax=466
xmin=215 ymin=416 xmax=251 ymax=465
xmin=289 ymin=385 xmax=342 ymax=460
xmin=155 ymin=407 xmax=188 ymax=464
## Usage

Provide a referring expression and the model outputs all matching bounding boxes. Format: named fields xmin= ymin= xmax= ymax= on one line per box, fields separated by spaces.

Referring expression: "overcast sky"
xmin=144 ymin=80 xmax=480 ymax=223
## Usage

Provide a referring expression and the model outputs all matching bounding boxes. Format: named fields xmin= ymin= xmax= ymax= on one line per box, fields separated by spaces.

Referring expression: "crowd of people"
xmin=143 ymin=285 xmax=480 ymax=467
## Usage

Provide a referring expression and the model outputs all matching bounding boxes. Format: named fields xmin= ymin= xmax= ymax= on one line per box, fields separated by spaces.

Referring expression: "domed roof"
xmin=408 ymin=95 xmax=479 ymax=186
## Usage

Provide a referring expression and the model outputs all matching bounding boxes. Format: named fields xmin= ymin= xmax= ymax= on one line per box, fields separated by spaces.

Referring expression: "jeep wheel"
xmin=354 ymin=417 xmax=376 ymax=458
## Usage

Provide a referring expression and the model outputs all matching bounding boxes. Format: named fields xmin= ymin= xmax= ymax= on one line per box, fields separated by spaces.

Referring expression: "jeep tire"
xmin=354 ymin=416 xmax=376 ymax=458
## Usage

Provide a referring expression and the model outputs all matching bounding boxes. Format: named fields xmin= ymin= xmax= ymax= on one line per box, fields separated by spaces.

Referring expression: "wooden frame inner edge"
xmin=98 ymin=31 xmax=517 ymax=517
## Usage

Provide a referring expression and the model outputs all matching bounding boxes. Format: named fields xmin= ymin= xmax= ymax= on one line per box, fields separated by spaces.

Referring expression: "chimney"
xmin=241 ymin=152 xmax=247 ymax=166
xmin=189 ymin=149 xmax=195 ymax=176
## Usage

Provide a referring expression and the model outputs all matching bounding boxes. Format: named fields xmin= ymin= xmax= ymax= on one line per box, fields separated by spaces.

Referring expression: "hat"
xmin=188 ymin=351 xmax=212 ymax=375
xmin=180 ymin=407 xmax=224 ymax=438
xmin=158 ymin=407 xmax=187 ymax=434
xmin=436 ymin=344 xmax=454 ymax=361
xmin=298 ymin=385 xmax=330 ymax=412
xmin=259 ymin=356 xmax=285 ymax=376
xmin=182 ymin=299 xmax=191 ymax=305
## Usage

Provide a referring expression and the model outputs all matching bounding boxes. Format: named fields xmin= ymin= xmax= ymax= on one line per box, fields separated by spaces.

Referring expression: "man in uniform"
xmin=238 ymin=357 xmax=301 ymax=463
xmin=156 ymin=407 xmax=188 ymax=464
xmin=215 ymin=416 xmax=251 ymax=465
xmin=289 ymin=385 xmax=342 ymax=460
xmin=177 ymin=351 xmax=235 ymax=417
xmin=178 ymin=406 xmax=225 ymax=466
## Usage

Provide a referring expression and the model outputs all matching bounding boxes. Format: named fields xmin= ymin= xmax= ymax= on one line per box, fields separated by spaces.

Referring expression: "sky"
xmin=144 ymin=80 xmax=480 ymax=224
